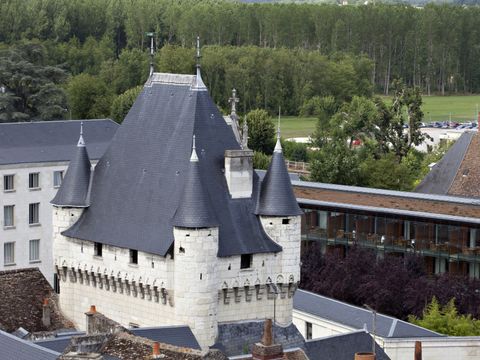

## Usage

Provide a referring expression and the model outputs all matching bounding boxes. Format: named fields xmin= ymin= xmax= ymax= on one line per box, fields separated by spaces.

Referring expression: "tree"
xmin=245 ymin=109 xmax=276 ymax=154
xmin=409 ymin=298 xmax=480 ymax=336
xmin=67 ymin=74 xmax=113 ymax=119
xmin=0 ymin=44 xmax=67 ymax=121
xmin=110 ymin=85 xmax=142 ymax=123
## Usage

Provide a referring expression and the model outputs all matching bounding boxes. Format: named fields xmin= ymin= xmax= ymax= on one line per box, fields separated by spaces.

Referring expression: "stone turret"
xmin=173 ymin=135 xmax=219 ymax=349
xmin=255 ymin=126 xmax=303 ymax=325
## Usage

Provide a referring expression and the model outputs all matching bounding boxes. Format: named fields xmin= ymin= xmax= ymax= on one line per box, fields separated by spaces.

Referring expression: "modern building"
xmin=52 ymin=43 xmax=302 ymax=350
xmin=295 ymin=180 xmax=480 ymax=277
xmin=0 ymin=120 xmax=117 ymax=284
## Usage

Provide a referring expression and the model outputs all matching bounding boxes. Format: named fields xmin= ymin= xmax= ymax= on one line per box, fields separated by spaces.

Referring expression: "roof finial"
xmin=193 ymin=36 xmax=207 ymax=90
xmin=242 ymin=116 xmax=249 ymax=150
xmin=190 ymin=134 xmax=199 ymax=162
xmin=229 ymin=88 xmax=239 ymax=116
xmin=274 ymin=107 xmax=282 ymax=153
xmin=78 ymin=121 xmax=85 ymax=147
xmin=147 ymin=32 xmax=155 ymax=76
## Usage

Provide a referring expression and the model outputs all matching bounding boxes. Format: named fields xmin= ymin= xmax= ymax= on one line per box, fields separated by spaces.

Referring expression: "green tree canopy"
xmin=245 ymin=109 xmax=276 ymax=154
xmin=67 ymin=73 xmax=113 ymax=119
xmin=110 ymin=85 xmax=142 ymax=123
xmin=0 ymin=44 xmax=67 ymax=122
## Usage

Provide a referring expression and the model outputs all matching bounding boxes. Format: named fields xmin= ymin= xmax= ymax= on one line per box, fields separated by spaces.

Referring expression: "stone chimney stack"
xmin=224 ymin=149 xmax=254 ymax=199
xmin=252 ymin=319 xmax=284 ymax=360
xmin=42 ymin=298 xmax=51 ymax=328
xmin=85 ymin=305 xmax=97 ymax=335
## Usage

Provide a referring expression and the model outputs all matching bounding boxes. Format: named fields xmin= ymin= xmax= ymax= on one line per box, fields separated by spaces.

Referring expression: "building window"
xmin=29 ymin=172 xmax=40 ymax=189
xmin=53 ymin=171 xmax=63 ymax=188
xmin=3 ymin=174 xmax=14 ymax=191
xmin=29 ymin=203 xmax=40 ymax=224
xmin=240 ymin=254 xmax=252 ymax=269
xmin=306 ymin=322 xmax=312 ymax=340
xmin=94 ymin=242 xmax=103 ymax=257
xmin=4 ymin=205 xmax=14 ymax=227
xmin=4 ymin=242 xmax=14 ymax=265
xmin=130 ymin=249 xmax=138 ymax=264
xmin=29 ymin=239 xmax=40 ymax=262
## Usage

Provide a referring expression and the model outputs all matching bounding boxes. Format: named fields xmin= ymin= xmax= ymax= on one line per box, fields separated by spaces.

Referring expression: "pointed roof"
xmin=172 ymin=136 xmax=218 ymax=228
xmin=51 ymin=123 xmax=92 ymax=208
xmin=255 ymin=127 xmax=302 ymax=217
xmin=192 ymin=36 xmax=207 ymax=91
xmin=63 ymin=73 xmax=281 ymax=256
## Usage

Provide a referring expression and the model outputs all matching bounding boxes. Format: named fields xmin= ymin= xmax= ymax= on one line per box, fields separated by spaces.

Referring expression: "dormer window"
xmin=240 ymin=254 xmax=252 ymax=269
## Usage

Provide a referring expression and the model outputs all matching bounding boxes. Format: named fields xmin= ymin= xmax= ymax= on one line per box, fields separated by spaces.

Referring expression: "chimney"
xmin=42 ymin=298 xmax=51 ymax=328
xmin=354 ymin=353 xmax=375 ymax=360
xmin=224 ymin=149 xmax=254 ymax=199
xmin=152 ymin=342 xmax=162 ymax=359
xmin=252 ymin=319 xmax=283 ymax=360
xmin=415 ymin=341 xmax=422 ymax=360
xmin=85 ymin=305 xmax=97 ymax=334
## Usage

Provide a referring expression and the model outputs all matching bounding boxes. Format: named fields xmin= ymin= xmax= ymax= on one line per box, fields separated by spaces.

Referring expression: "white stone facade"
xmin=0 ymin=161 xmax=69 ymax=285
xmin=53 ymin=205 xmax=301 ymax=349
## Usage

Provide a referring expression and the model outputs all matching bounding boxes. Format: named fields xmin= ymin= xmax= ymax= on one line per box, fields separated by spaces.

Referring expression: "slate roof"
xmin=172 ymin=140 xmax=218 ymax=228
xmin=255 ymin=139 xmax=303 ymax=217
xmin=0 ymin=329 xmax=60 ymax=360
xmin=0 ymin=119 xmax=117 ymax=165
xmin=51 ymin=129 xmax=92 ymax=207
xmin=63 ymin=73 xmax=281 ymax=257
xmin=305 ymin=330 xmax=391 ymax=360
xmin=294 ymin=289 xmax=441 ymax=338
xmin=415 ymin=131 xmax=475 ymax=196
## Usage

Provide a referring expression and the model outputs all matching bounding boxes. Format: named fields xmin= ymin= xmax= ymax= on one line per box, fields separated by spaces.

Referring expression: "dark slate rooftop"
xmin=0 ymin=119 xmax=117 ymax=165
xmin=51 ymin=130 xmax=92 ymax=207
xmin=63 ymin=73 xmax=281 ymax=257
xmin=305 ymin=330 xmax=391 ymax=360
xmin=294 ymin=290 xmax=441 ymax=339
xmin=255 ymin=139 xmax=303 ymax=217
xmin=0 ymin=329 xmax=60 ymax=360
xmin=415 ymin=131 xmax=475 ymax=196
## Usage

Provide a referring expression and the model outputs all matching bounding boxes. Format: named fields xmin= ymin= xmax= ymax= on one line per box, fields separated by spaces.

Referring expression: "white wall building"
xmin=0 ymin=120 xmax=117 ymax=285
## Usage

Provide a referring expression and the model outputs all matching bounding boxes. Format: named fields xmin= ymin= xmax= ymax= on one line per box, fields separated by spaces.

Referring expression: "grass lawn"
xmin=283 ymin=95 xmax=480 ymax=138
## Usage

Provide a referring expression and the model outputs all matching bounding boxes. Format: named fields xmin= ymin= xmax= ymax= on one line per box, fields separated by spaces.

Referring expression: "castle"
xmin=51 ymin=42 xmax=302 ymax=349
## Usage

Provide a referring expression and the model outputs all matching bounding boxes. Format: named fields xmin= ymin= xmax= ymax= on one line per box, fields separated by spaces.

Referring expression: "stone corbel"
xmin=161 ymin=288 xmax=168 ymax=305
xmin=90 ymin=272 xmax=97 ymax=287
xmin=244 ymin=286 xmax=252 ymax=302
xmin=68 ymin=268 xmax=76 ymax=283
xmin=104 ymin=275 xmax=110 ymax=291
xmin=78 ymin=270 xmax=84 ymax=284
xmin=84 ymin=270 xmax=90 ymax=286
xmin=288 ymin=282 xmax=298 ymax=298
xmin=61 ymin=266 xmax=68 ymax=282
xmin=267 ymin=284 xmax=276 ymax=300
xmin=234 ymin=287 xmax=241 ymax=303
xmin=117 ymin=278 xmax=123 ymax=294
xmin=145 ymin=285 xmax=152 ymax=301
xmin=255 ymin=284 xmax=263 ymax=301
xmin=139 ymin=284 xmax=145 ymax=299
xmin=222 ymin=288 xmax=231 ymax=305
xmin=125 ymin=280 xmax=130 ymax=295
xmin=131 ymin=281 xmax=138 ymax=297
xmin=277 ymin=283 xmax=286 ymax=299
xmin=97 ymin=273 xmax=103 ymax=289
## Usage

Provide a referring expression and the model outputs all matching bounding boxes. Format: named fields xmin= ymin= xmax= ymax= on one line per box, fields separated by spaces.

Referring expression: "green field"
xmin=282 ymin=95 xmax=480 ymax=138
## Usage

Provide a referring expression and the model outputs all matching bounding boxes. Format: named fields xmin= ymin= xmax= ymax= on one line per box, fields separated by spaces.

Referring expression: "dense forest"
xmin=2 ymin=0 xmax=480 ymax=97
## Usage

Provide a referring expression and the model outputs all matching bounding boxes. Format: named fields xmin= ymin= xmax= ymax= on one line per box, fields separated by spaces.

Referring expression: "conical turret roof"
xmin=255 ymin=137 xmax=302 ymax=216
xmin=173 ymin=136 xmax=218 ymax=228
xmin=51 ymin=123 xmax=91 ymax=207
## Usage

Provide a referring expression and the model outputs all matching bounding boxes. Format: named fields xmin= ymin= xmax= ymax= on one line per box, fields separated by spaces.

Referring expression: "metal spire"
xmin=229 ymin=88 xmax=239 ymax=116
xmin=190 ymin=134 xmax=199 ymax=162
xmin=193 ymin=36 xmax=207 ymax=91
xmin=77 ymin=122 xmax=85 ymax=147
xmin=274 ymin=107 xmax=282 ymax=153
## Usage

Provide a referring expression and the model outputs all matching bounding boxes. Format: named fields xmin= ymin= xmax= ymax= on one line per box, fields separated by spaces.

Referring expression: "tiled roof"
xmin=0 ymin=268 xmax=73 ymax=333
xmin=63 ymin=73 xmax=281 ymax=257
xmin=294 ymin=289 xmax=441 ymax=339
xmin=0 ymin=119 xmax=117 ymax=165
xmin=0 ymin=330 xmax=60 ymax=360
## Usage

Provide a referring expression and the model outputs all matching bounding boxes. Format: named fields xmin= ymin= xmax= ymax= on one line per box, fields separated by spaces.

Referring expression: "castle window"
xmin=53 ymin=171 xmax=63 ymax=188
xmin=130 ymin=249 xmax=138 ymax=264
xmin=94 ymin=242 xmax=103 ymax=257
xmin=282 ymin=218 xmax=290 ymax=225
xmin=29 ymin=172 xmax=40 ymax=189
xmin=29 ymin=203 xmax=40 ymax=225
xmin=3 ymin=174 xmax=14 ymax=191
xmin=240 ymin=254 xmax=252 ymax=269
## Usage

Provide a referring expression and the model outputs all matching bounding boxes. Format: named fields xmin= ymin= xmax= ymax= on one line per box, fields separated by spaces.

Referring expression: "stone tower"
xmin=172 ymin=135 xmax=220 ymax=347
